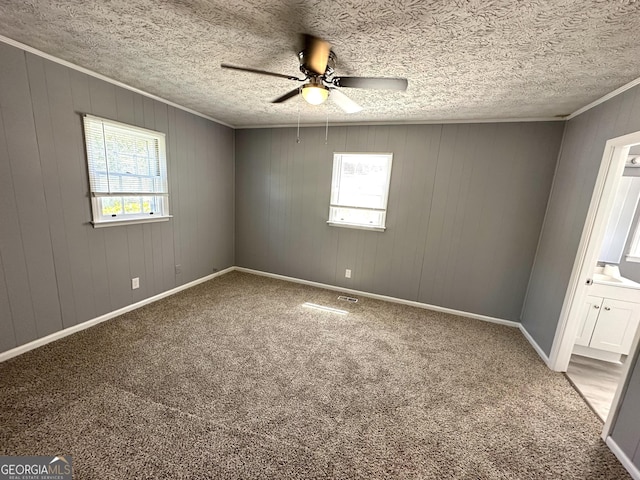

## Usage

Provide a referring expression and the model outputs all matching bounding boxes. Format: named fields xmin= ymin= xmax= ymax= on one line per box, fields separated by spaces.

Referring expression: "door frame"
xmin=547 ymin=130 xmax=640 ymax=438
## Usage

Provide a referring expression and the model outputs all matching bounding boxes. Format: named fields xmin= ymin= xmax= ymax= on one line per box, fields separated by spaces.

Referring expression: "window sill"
xmin=91 ymin=215 xmax=172 ymax=228
xmin=625 ymin=255 xmax=640 ymax=263
xmin=327 ymin=221 xmax=385 ymax=232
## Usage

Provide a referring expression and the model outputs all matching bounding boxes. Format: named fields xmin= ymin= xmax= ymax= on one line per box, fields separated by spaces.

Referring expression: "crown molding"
xmin=3 ymin=33 xmax=639 ymax=129
xmin=235 ymin=117 xmax=564 ymax=129
xmin=0 ymin=35 xmax=234 ymax=129
xmin=567 ymin=76 xmax=640 ymax=120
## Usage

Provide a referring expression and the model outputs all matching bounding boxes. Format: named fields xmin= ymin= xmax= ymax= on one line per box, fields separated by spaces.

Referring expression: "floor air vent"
xmin=338 ymin=295 xmax=358 ymax=303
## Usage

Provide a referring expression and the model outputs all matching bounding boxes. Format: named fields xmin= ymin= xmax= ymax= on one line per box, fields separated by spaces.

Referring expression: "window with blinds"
xmin=82 ymin=114 xmax=170 ymax=226
xmin=328 ymin=153 xmax=393 ymax=231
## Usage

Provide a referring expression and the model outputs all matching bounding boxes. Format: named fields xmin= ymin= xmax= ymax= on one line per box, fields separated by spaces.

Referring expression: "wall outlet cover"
xmin=132 ymin=277 xmax=140 ymax=289
xmin=345 ymin=269 xmax=352 ymax=278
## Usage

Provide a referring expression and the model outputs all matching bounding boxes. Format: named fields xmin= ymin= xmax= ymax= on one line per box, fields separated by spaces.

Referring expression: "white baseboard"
xmin=605 ymin=436 xmax=640 ymax=480
xmin=1 ymin=265 xmax=521 ymax=363
xmin=2 ymin=263 xmax=638 ymax=480
xmin=234 ymin=267 xmax=519 ymax=328
xmin=0 ymin=267 xmax=234 ymax=363
xmin=519 ymin=323 xmax=553 ymax=368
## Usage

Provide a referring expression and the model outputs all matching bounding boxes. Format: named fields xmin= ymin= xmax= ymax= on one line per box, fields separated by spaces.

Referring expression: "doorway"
xmin=548 ymin=130 xmax=640 ymax=436
xmin=566 ymin=352 xmax=627 ymax=420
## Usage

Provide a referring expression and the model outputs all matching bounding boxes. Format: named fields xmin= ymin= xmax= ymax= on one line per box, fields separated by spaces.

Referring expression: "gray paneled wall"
xmin=235 ymin=122 xmax=564 ymax=321
xmin=521 ymin=84 xmax=640 ymax=355
xmin=0 ymin=42 xmax=234 ymax=354
xmin=611 ymin=342 xmax=640 ymax=471
xmin=520 ymin=83 xmax=640 ymax=468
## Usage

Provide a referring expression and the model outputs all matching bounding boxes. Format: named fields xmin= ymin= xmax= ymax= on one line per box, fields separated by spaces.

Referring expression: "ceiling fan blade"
xmin=272 ymin=88 xmax=301 ymax=103
xmin=302 ymin=34 xmax=331 ymax=75
xmin=330 ymin=88 xmax=363 ymax=114
xmin=221 ymin=63 xmax=301 ymax=81
xmin=333 ymin=76 xmax=408 ymax=91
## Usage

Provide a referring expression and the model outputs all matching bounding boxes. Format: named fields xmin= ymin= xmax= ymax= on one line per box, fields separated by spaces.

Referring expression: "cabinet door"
xmin=590 ymin=299 xmax=640 ymax=354
xmin=575 ymin=296 xmax=603 ymax=346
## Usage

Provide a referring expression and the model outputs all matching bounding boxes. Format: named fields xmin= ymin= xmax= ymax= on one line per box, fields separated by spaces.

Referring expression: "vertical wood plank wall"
xmin=235 ymin=122 xmax=564 ymax=322
xmin=518 ymin=82 xmax=640 ymax=469
xmin=0 ymin=43 xmax=235 ymax=354
xmin=521 ymin=84 xmax=640 ymax=354
xmin=611 ymin=348 xmax=640 ymax=470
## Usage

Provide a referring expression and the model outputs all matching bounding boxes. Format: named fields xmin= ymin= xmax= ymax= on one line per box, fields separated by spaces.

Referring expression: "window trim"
xmin=90 ymin=216 xmax=172 ymax=228
xmin=327 ymin=152 xmax=393 ymax=231
xmin=82 ymin=114 xmax=170 ymax=227
xmin=326 ymin=221 xmax=386 ymax=232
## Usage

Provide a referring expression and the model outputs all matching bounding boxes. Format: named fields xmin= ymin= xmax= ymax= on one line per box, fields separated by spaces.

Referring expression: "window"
xmin=599 ymin=176 xmax=640 ymax=263
xmin=328 ymin=152 xmax=393 ymax=231
xmin=82 ymin=115 xmax=170 ymax=226
xmin=626 ymin=221 xmax=640 ymax=262
xmin=625 ymin=180 xmax=640 ymax=263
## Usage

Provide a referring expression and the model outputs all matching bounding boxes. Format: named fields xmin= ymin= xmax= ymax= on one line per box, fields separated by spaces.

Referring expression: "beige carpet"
xmin=0 ymin=271 xmax=630 ymax=479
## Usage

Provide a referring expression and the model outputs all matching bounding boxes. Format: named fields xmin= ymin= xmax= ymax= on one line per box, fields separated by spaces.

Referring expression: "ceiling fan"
xmin=221 ymin=34 xmax=408 ymax=113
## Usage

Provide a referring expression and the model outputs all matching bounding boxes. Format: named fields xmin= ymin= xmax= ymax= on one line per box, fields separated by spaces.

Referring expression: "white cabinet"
xmin=575 ymin=295 xmax=640 ymax=355
xmin=590 ymin=298 xmax=640 ymax=353
xmin=575 ymin=296 xmax=604 ymax=347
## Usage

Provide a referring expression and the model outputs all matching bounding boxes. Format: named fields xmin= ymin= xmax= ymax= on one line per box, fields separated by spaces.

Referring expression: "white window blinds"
xmin=83 ymin=115 xmax=168 ymax=197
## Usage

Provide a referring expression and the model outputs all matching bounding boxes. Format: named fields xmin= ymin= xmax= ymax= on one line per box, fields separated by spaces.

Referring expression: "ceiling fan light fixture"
xmin=222 ymin=33 xmax=407 ymax=114
xmin=301 ymin=84 xmax=330 ymax=105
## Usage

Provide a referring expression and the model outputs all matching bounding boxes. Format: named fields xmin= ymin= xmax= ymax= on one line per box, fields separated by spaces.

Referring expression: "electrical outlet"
xmin=132 ymin=277 xmax=140 ymax=290
xmin=175 ymin=264 xmax=182 ymax=275
xmin=345 ymin=269 xmax=352 ymax=278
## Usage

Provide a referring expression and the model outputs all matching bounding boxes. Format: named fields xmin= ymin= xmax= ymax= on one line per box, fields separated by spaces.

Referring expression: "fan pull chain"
xmin=296 ymin=105 xmax=301 ymax=144
xmin=325 ymin=112 xmax=329 ymax=145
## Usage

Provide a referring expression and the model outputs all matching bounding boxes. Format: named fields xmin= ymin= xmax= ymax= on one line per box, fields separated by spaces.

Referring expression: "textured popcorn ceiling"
xmin=1 ymin=1 xmax=640 ymax=127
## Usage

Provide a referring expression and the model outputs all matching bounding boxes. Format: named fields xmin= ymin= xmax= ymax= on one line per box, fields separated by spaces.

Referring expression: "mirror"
xmin=599 ymin=174 xmax=640 ymax=263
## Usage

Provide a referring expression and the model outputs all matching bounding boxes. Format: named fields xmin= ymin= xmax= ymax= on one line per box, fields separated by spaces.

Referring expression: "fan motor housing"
xmin=298 ymin=50 xmax=336 ymax=78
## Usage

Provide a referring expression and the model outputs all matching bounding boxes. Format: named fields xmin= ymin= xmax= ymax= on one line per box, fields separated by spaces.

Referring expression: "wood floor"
xmin=566 ymin=354 xmax=625 ymax=421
